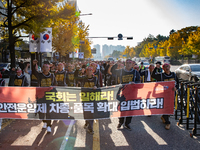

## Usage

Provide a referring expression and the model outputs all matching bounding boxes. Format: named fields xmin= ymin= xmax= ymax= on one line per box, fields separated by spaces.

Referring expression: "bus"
xmin=154 ymin=56 xmax=170 ymax=64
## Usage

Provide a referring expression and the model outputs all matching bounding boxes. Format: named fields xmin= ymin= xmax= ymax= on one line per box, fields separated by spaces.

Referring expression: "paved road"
xmin=1 ymin=65 xmax=200 ymax=150
xmin=0 ymin=116 xmax=200 ymax=150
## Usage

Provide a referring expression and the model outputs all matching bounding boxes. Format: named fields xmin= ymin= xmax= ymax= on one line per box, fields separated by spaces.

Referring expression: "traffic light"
xmin=108 ymin=37 xmax=114 ymax=40
xmin=127 ymin=37 xmax=133 ymax=40
xmin=169 ymin=47 xmax=173 ymax=49
xmin=159 ymin=47 xmax=164 ymax=49
xmin=118 ymin=34 xmax=123 ymax=40
xmin=149 ymin=47 xmax=153 ymax=49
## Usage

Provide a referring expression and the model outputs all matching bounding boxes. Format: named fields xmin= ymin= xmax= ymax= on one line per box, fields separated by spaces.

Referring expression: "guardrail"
xmin=175 ymin=79 xmax=200 ymax=137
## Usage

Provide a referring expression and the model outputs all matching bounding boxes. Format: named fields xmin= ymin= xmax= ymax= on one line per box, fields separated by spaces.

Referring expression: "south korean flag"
xmin=40 ymin=28 xmax=52 ymax=53
xmin=29 ymin=34 xmax=40 ymax=52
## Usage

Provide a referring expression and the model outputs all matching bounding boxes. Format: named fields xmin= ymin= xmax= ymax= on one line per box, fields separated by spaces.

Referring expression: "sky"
xmin=77 ymin=0 xmax=200 ymax=50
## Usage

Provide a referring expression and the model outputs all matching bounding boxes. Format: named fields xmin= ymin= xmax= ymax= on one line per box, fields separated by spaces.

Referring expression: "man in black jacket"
xmin=151 ymin=63 xmax=179 ymax=130
xmin=32 ymin=59 xmax=57 ymax=133
xmin=116 ymin=59 xmax=141 ymax=131
xmin=8 ymin=68 xmax=29 ymax=87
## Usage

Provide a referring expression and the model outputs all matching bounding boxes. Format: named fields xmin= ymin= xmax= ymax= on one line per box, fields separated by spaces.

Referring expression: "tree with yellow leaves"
xmin=77 ymin=21 xmax=92 ymax=58
xmin=157 ymin=40 xmax=168 ymax=56
xmin=0 ymin=0 xmax=75 ymax=67
xmin=123 ymin=46 xmax=136 ymax=58
xmin=52 ymin=14 xmax=92 ymax=59
xmin=187 ymin=27 xmax=200 ymax=58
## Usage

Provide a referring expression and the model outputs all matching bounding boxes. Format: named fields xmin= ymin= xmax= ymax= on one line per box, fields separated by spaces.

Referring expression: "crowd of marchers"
xmin=0 ymin=59 xmax=179 ymax=135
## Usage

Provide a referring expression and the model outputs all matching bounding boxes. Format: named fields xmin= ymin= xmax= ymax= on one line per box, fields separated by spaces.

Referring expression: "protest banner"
xmin=0 ymin=81 xmax=175 ymax=120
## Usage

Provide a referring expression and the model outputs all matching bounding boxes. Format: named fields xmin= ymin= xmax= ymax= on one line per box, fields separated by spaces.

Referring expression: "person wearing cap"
xmin=90 ymin=62 xmax=103 ymax=87
xmin=19 ymin=60 xmax=25 ymax=74
xmin=139 ymin=64 xmax=156 ymax=83
xmin=32 ymin=60 xmax=57 ymax=133
xmin=151 ymin=63 xmax=179 ymax=130
xmin=8 ymin=67 xmax=29 ymax=86
xmin=107 ymin=60 xmax=123 ymax=85
xmin=139 ymin=62 xmax=145 ymax=71
xmin=82 ymin=66 xmax=99 ymax=135
xmin=76 ymin=64 xmax=87 ymax=87
xmin=55 ymin=62 xmax=67 ymax=86
xmin=155 ymin=61 xmax=163 ymax=74
xmin=134 ymin=65 xmax=140 ymax=72
xmin=66 ymin=64 xmax=75 ymax=87
xmin=74 ymin=64 xmax=82 ymax=83
xmin=116 ymin=59 xmax=141 ymax=131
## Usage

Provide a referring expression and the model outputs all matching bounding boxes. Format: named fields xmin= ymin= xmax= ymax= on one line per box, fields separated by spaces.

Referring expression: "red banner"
xmin=0 ymin=81 xmax=175 ymax=120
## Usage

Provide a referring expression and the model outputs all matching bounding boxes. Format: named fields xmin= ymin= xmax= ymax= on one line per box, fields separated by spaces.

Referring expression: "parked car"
xmin=175 ymin=64 xmax=200 ymax=82
xmin=0 ymin=63 xmax=11 ymax=77
xmin=108 ymin=57 xmax=114 ymax=61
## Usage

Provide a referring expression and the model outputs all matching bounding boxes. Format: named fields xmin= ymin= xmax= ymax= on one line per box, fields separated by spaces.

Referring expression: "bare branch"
xmin=0 ymin=11 xmax=7 ymax=16
xmin=11 ymin=1 xmax=28 ymax=15
xmin=13 ymin=17 xmax=34 ymax=29
xmin=0 ymin=6 xmax=7 ymax=10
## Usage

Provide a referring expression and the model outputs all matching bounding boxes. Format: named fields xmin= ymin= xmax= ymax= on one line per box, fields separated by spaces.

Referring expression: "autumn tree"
xmin=52 ymin=16 xmax=77 ymax=56
xmin=112 ymin=50 xmax=122 ymax=58
xmin=123 ymin=46 xmax=136 ymax=58
xmin=77 ymin=21 xmax=92 ymax=58
xmin=187 ymin=27 xmax=200 ymax=57
xmin=0 ymin=0 xmax=74 ymax=67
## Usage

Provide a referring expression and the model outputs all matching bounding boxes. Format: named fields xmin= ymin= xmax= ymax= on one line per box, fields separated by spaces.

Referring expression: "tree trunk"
xmin=8 ymin=1 xmax=16 ymax=68
xmin=9 ymin=39 xmax=15 ymax=68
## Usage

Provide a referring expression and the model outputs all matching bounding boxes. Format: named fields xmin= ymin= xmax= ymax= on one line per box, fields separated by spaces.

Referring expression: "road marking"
xmin=141 ymin=121 xmax=167 ymax=145
xmin=59 ymin=120 xmax=75 ymax=150
xmin=53 ymin=126 xmax=58 ymax=136
xmin=74 ymin=121 xmax=86 ymax=147
xmin=108 ymin=123 xmax=129 ymax=146
xmin=11 ymin=122 xmax=44 ymax=146
xmin=93 ymin=120 xmax=100 ymax=150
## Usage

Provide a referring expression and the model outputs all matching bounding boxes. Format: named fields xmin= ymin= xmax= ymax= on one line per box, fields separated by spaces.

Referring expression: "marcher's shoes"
xmin=161 ymin=116 xmax=166 ymax=124
xmin=47 ymin=126 xmax=51 ymax=133
xmin=124 ymin=125 xmax=132 ymax=131
xmin=117 ymin=123 xmax=122 ymax=129
xmin=165 ymin=124 xmax=170 ymax=130
xmin=87 ymin=129 xmax=94 ymax=135
xmin=84 ymin=124 xmax=88 ymax=129
xmin=42 ymin=123 xmax=47 ymax=129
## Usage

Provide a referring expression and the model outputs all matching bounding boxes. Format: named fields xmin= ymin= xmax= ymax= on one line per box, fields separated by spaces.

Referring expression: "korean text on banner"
xmin=0 ymin=81 xmax=175 ymax=120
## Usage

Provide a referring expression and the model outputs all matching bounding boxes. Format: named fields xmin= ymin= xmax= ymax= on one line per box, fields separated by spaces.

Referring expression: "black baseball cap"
xmin=156 ymin=61 xmax=161 ymax=65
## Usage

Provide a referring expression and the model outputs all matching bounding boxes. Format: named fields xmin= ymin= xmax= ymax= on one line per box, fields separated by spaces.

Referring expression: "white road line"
xmin=11 ymin=122 xmax=44 ymax=146
xmin=141 ymin=121 xmax=167 ymax=145
xmin=108 ymin=119 xmax=129 ymax=147
xmin=53 ymin=126 xmax=58 ymax=136
xmin=59 ymin=120 xmax=75 ymax=150
xmin=74 ymin=121 xmax=86 ymax=147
